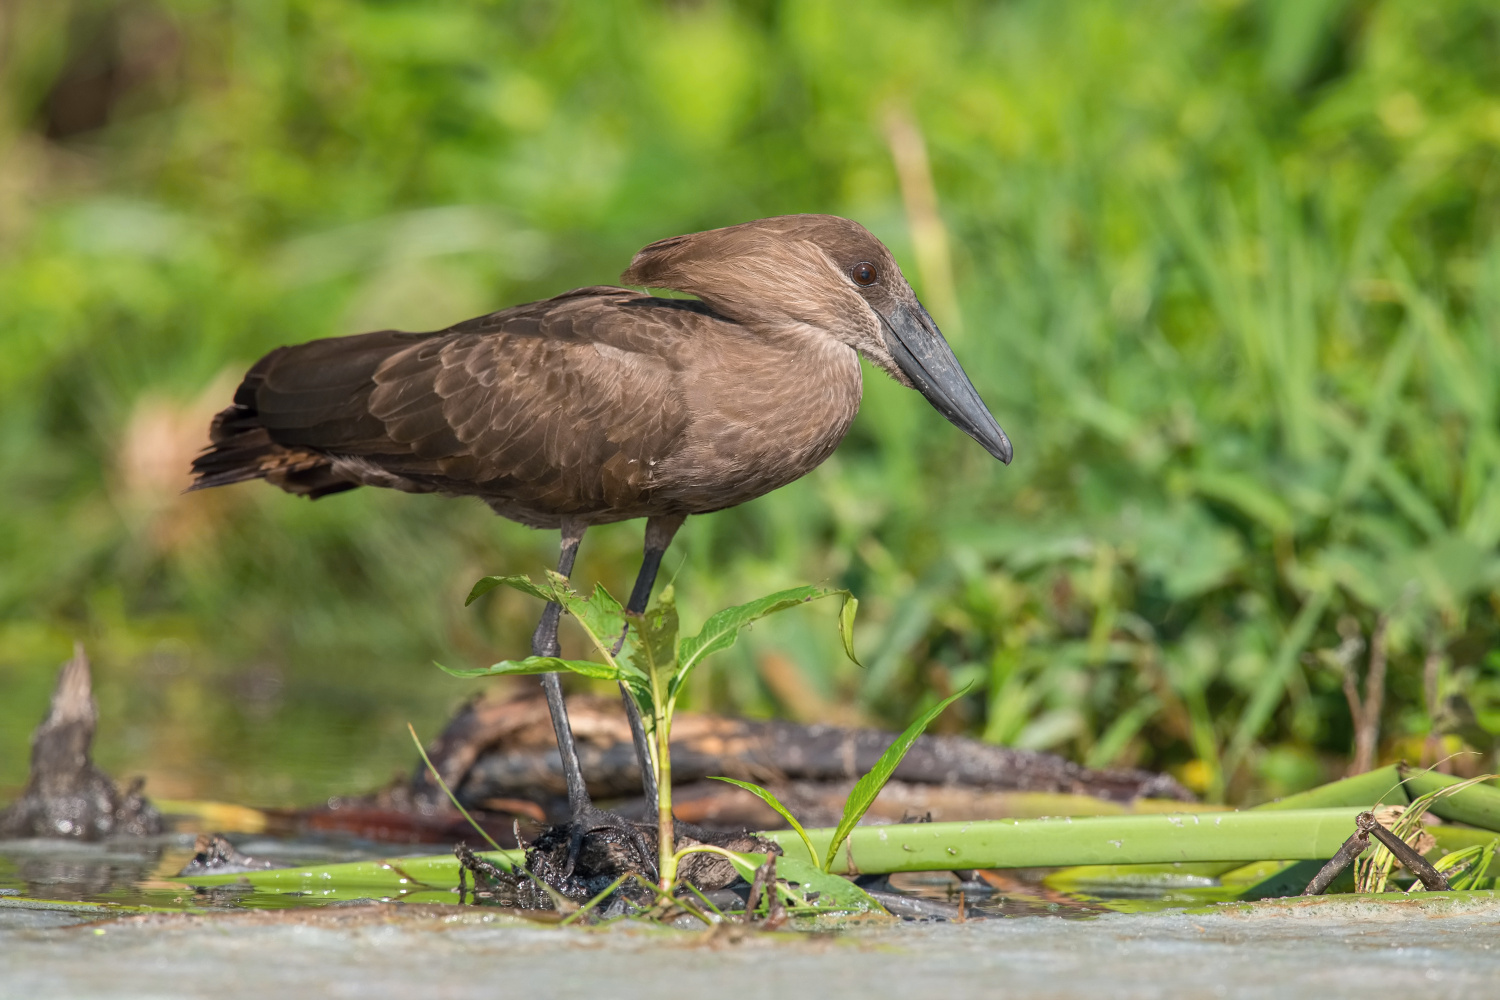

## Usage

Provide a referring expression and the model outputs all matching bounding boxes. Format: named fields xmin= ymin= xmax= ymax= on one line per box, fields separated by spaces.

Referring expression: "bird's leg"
xmin=612 ymin=514 xmax=685 ymax=806
xmin=532 ymin=517 xmax=655 ymax=884
xmin=534 ymin=518 xmax=591 ymax=820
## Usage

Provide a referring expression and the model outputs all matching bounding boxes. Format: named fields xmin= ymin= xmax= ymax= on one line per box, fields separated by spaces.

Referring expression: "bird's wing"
xmin=251 ymin=287 xmax=703 ymax=512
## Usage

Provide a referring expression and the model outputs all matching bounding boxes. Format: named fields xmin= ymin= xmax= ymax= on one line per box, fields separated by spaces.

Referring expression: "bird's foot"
xmin=523 ymin=810 xmax=781 ymax=905
xmin=524 ymin=806 xmax=658 ymax=901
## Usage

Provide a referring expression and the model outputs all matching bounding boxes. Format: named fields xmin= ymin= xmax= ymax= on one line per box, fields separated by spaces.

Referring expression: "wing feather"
xmin=243 ymin=288 xmax=702 ymax=516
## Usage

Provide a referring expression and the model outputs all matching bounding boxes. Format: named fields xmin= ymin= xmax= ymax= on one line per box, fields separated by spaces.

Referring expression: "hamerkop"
xmin=190 ymin=214 xmax=1012 ymax=858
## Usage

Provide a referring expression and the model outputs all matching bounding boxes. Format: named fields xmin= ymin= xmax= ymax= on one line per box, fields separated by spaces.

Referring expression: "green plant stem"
xmin=671 ymin=843 xmax=746 ymax=866
xmin=655 ymin=700 xmax=675 ymax=890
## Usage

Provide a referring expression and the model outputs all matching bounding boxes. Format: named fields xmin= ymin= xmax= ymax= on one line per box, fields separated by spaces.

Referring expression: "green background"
xmin=3 ymin=0 xmax=1499 ymax=808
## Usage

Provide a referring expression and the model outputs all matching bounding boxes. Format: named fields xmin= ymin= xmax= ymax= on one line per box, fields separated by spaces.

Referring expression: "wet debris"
xmin=176 ymin=834 xmax=289 ymax=877
xmin=0 ymin=645 xmax=161 ymax=841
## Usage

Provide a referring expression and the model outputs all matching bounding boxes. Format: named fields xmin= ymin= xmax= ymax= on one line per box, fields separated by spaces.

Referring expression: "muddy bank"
xmin=5 ymin=895 xmax=1497 ymax=1000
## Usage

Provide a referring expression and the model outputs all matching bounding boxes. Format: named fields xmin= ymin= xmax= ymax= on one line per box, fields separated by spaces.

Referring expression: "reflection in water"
xmin=19 ymin=853 xmax=161 ymax=902
xmin=0 ymin=833 xmax=431 ymax=912
xmin=0 ymin=838 xmax=173 ymax=906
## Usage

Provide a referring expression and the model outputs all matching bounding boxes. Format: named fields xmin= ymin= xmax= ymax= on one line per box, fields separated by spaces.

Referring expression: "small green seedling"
xmin=711 ymin=687 xmax=968 ymax=872
xmin=449 ymin=574 xmax=858 ymax=891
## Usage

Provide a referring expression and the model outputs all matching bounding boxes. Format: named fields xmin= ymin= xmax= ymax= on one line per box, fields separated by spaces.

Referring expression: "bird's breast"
xmin=657 ymin=332 xmax=862 ymax=512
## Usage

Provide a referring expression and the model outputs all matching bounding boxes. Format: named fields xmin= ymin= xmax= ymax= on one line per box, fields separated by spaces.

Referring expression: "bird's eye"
xmin=851 ymin=262 xmax=878 ymax=286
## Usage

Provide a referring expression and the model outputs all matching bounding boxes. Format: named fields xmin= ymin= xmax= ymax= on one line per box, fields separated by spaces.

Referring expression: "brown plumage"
xmin=190 ymin=214 xmax=1011 ymax=865
xmin=190 ymin=214 xmax=1009 ymax=524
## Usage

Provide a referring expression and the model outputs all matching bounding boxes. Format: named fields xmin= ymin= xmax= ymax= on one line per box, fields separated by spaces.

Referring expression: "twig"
xmin=745 ymin=856 xmax=770 ymax=919
xmin=1343 ymin=616 xmax=1388 ymax=776
xmin=1301 ymin=824 xmax=1371 ymax=896
xmin=1301 ymin=811 xmax=1449 ymax=895
xmin=1364 ymin=814 xmax=1448 ymax=891
xmin=456 ymin=840 xmax=574 ymax=913
xmin=454 ymin=842 xmax=512 ymax=888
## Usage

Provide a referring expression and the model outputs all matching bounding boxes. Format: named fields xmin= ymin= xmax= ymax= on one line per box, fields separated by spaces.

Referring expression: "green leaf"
xmin=838 ymin=594 xmax=861 ymax=666
xmin=708 ymin=776 xmax=819 ymax=868
xmin=676 ymin=586 xmax=854 ymax=685
xmin=554 ymin=576 xmax=627 ymax=656
xmin=629 ymin=585 xmax=680 ymax=692
xmin=824 ymin=686 xmax=969 ymax=872
xmin=464 ymin=573 xmax=628 ymax=665
xmin=465 ymin=573 xmax=551 ymax=607
xmin=720 ymin=852 xmax=887 ymax=915
xmin=436 ymin=656 xmax=623 ymax=681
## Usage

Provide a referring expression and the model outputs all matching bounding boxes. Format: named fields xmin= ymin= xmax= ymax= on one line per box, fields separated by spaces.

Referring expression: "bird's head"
xmin=622 ymin=214 xmax=1012 ymax=465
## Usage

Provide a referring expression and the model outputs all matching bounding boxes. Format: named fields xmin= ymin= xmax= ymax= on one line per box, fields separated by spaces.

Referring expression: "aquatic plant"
xmin=448 ymin=575 xmax=857 ymax=890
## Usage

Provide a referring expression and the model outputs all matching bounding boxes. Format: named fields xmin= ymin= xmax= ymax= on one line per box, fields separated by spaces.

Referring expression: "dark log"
xmin=364 ymin=689 xmax=1192 ymax=835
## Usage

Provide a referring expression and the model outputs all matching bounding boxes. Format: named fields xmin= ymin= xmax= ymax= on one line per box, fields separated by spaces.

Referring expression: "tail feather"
xmin=188 ymin=359 xmax=359 ymax=499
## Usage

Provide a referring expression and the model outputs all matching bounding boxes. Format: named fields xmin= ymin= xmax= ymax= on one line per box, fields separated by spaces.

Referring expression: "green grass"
xmin=3 ymin=0 xmax=1500 ymax=806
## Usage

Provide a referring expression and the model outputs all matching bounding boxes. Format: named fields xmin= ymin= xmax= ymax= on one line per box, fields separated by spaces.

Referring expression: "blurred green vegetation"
xmin=3 ymin=0 xmax=1500 ymax=807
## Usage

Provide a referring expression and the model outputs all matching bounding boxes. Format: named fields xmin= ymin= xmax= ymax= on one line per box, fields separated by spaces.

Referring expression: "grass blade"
xmin=1398 ymin=768 xmax=1500 ymax=832
xmin=708 ymin=776 xmax=819 ymax=867
xmin=407 ymin=723 xmax=503 ymax=853
xmin=1222 ymin=587 xmax=1330 ymax=779
xmin=824 ymin=687 xmax=967 ymax=872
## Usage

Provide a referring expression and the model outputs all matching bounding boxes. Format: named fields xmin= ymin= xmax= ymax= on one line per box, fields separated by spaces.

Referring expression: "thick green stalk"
xmin=1399 ymin=768 xmax=1500 ymax=833
xmin=762 ymin=808 xmax=1366 ymax=874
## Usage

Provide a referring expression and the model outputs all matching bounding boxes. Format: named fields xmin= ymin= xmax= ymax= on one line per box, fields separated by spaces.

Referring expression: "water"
xmin=0 ymin=823 xmax=1307 ymax=918
xmin=0 ymin=831 xmax=437 ymax=914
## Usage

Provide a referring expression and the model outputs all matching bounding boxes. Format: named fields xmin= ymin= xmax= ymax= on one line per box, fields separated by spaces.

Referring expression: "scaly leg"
xmin=613 ymin=514 xmax=685 ymax=806
xmin=530 ymin=517 xmax=653 ymax=881
xmin=533 ymin=517 xmax=591 ymax=819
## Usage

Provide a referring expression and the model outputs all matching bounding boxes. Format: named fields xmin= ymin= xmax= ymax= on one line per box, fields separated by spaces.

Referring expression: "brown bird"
xmin=190 ymin=214 xmax=1011 ymax=863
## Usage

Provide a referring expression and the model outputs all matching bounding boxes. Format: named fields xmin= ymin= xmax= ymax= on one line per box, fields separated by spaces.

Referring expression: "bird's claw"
xmin=522 ymin=805 xmax=658 ymax=900
xmin=563 ymin=806 xmax=656 ymax=882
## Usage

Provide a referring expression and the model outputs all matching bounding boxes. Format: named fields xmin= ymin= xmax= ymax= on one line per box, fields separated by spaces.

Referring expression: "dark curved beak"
xmin=878 ymin=300 xmax=1013 ymax=464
